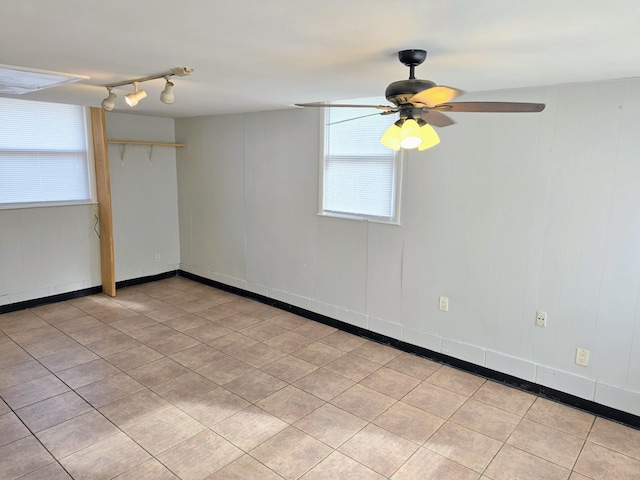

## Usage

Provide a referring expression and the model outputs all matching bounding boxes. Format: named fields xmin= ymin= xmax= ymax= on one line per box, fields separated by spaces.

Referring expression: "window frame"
xmin=317 ymin=104 xmax=404 ymax=225
xmin=0 ymin=100 xmax=96 ymax=211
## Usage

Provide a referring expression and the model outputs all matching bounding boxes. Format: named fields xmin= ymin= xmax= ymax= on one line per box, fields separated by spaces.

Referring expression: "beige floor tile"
xmin=319 ymin=330 xmax=368 ymax=352
xmin=114 ymin=458 xmax=179 ymax=479
xmin=215 ymin=312 xmax=262 ymax=331
xmin=55 ymin=315 xmax=104 ymax=334
xmin=175 ymin=386 xmax=250 ymax=427
xmin=108 ymin=314 xmax=158 ymax=333
xmin=391 ymin=447 xmax=480 ymax=480
xmin=472 ymin=380 xmax=536 ymax=416
xmin=209 ymin=331 xmax=259 ymax=353
xmin=0 ymin=436 xmax=54 ymax=480
xmin=0 ymin=399 xmax=8 ymax=415
xmin=60 ymin=432 xmax=150 ymax=480
xmin=574 ymin=441 xmax=640 ymax=480
xmin=261 ymin=354 xmax=319 ymax=383
xmin=1 ymin=374 xmax=70 ymax=409
xmin=361 ymin=367 xmax=421 ymax=399
xmin=38 ymin=344 xmax=99 ymax=372
xmin=207 ymin=454 xmax=284 ymax=480
xmin=331 ymin=384 xmax=396 ymax=421
xmin=301 ymin=451 xmax=385 ymax=479
xmin=292 ymin=342 xmax=345 ymax=367
xmin=240 ymin=321 xmax=288 ymax=341
xmin=98 ymin=389 xmax=172 ymax=429
xmin=123 ymin=406 xmax=206 ymax=455
xmin=0 ymin=345 xmax=33 ymax=369
xmin=36 ymin=409 xmax=120 ymax=458
xmin=67 ymin=324 xmax=122 ymax=346
xmin=144 ymin=305 xmax=190 ymax=323
xmin=170 ymin=343 xmax=226 ymax=369
xmin=0 ymin=359 xmax=49 ymax=390
xmin=264 ymin=331 xmax=315 ymax=354
xmin=158 ymin=430 xmax=243 ymax=480
xmin=19 ymin=462 xmax=72 ymax=479
xmin=294 ymin=403 xmax=367 ymax=448
xmin=86 ymin=332 xmax=142 ymax=357
xmin=146 ymin=332 xmax=201 ymax=355
xmin=126 ymin=323 xmax=177 ymax=343
xmin=350 ymin=340 xmax=403 ymax=365
xmin=235 ymin=342 xmax=287 ymax=367
xmin=223 ymin=369 xmax=288 ymax=403
xmin=184 ymin=322 xmax=234 ymax=343
xmin=292 ymin=321 xmax=337 ymax=340
xmin=92 ymin=306 xmax=139 ymax=324
xmin=213 ymin=405 xmax=288 ymax=451
xmin=173 ymin=297 xmax=216 ymax=314
xmin=197 ymin=355 xmax=256 ymax=385
xmin=162 ymin=313 xmax=210 ymax=332
xmin=8 ymin=325 xmax=64 ymax=346
xmin=127 ymin=357 xmax=190 ymax=388
xmin=568 ymin=473 xmax=591 ymax=480
xmin=325 ymin=352 xmax=381 ymax=382
xmin=450 ymin=399 xmax=521 ymax=442
xmin=0 ymin=411 xmax=30 ymax=446
xmin=16 ymin=391 xmax=93 ymax=432
xmin=339 ymin=423 xmax=419 ymax=477
xmin=56 ymin=358 xmax=120 ymax=389
xmin=402 ymin=381 xmax=468 ymax=419
xmin=250 ymin=426 xmax=332 ymax=480
xmin=105 ymin=345 xmax=164 ymax=371
xmin=197 ymin=305 xmax=240 ymax=322
xmin=425 ymin=421 xmax=502 ymax=473
xmin=30 ymin=302 xmax=87 ymax=324
xmin=526 ymin=397 xmax=595 ymax=438
xmin=373 ymin=401 xmax=444 ymax=444
xmin=484 ymin=444 xmax=570 ymax=480
xmin=425 ymin=365 xmax=485 ymax=397
xmin=385 ymin=352 xmax=441 ymax=380
xmin=588 ymin=417 xmax=640 ymax=460
xmin=76 ymin=372 xmax=145 ymax=408
xmin=22 ymin=335 xmax=81 ymax=359
xmin=0 ymin=315 xmax=48 ymax=335
xmin=507 ymin=418 xmax=585 ymax=468
xmin=0 ymin=334 xmax=16 ymax=352
xmin=294 ymin=368 xmax=355 ymax=401
xmin=257 ymin=385 xmax=325 ymax=423
xmin=268 ymin=312 xmax=309 ymax=330
xmin=152 ymin=371 xmax=218 ymax=403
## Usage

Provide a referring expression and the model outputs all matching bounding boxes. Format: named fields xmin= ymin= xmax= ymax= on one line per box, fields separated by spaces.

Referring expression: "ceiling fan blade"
xmin=436 ymin=101 xmax=545 ymax=113
xmin=328 ymin=112 xmax=386 ymax=126
xmin=295 ymin=102 xmax=395 ymax=112
xmin=421 ymin=110 xmax=455 ymax=128
xmin=410 ymin=86 xmax=462 ymax=107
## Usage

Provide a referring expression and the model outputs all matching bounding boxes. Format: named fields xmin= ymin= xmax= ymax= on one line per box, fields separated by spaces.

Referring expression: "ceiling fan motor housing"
xmin=385 ymin=79 xmax=436 ymax=107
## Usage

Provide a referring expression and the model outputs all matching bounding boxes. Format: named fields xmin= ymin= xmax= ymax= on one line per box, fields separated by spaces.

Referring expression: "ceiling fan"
xmin=296 ymin=49 xmax=545 ymax=151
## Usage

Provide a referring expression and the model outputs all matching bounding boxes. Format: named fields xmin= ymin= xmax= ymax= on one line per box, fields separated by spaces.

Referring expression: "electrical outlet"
xmin=576 ymin=348 xmax=590 ymax=367
xmin=154 ymin=253 xmax=161 ymax=262
xmin=439 ymin=296 xmax=449 ymax=312
xmin=536 ymin=311 xmax=547 ymax=327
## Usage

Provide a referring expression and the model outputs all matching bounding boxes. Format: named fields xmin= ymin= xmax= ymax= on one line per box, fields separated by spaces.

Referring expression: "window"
xmin=0 ymin=97 xmax=93 ymax=208
xmin=320 ymin=98 xmax=402 ymax=223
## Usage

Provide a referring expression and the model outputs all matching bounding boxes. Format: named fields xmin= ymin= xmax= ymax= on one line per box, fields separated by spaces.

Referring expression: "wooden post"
xmin=90 ymin=107 xmax=116 ymax=296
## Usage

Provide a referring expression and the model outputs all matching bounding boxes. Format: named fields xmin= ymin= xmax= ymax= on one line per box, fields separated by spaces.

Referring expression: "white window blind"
xmin=322 ymin=98 xmax=400 ymax=222
xmin=0 ymin=97 xmax=91 ymax=207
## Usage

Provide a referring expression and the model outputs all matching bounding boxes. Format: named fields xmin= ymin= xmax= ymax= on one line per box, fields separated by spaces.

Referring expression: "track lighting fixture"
xmin=125 ymin=82 xmax=147 ymax=107
xmin=101 ymin=87 xmax=116 ymax=111
xmin=100 ymin=67 xmax=192 ymax=110
xmin=160 ymin=77 xmax=174 ymax=104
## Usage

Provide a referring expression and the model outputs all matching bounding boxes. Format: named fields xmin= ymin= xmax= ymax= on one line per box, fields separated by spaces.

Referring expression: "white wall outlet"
xmin=154 ymin=253 xmax=161 ymax=262
xmin=576 ymin=348 xmax=590 ymax=366
xmin=536 ymin=311 xmax=547 ymax=327
xmin=439 ymin=296 xmax=449 ymax=312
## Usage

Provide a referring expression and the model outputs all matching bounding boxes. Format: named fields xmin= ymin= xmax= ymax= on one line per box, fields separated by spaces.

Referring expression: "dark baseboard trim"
xmin=178 ymin=269 xmax=640 ymax=430
xmin=0 ymin=286 xmax=103 ymax=314
xmin=115 ymin=270 xmax=179 ymax=289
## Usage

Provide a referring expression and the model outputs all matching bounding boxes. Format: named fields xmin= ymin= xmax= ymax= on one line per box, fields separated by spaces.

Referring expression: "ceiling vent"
xmin=0 ymin=64 xmax=88 ymax=94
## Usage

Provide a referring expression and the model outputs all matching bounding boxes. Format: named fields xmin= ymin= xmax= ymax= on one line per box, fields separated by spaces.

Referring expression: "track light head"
xmin=160 ymin=78 xmax=174 ymax=104
xmin=125 ymin=82 xmax=147 ymax=107
xmin=101 ymin=88 xmax=116 ymax=111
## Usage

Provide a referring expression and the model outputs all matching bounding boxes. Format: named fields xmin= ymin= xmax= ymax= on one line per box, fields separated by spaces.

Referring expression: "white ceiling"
xmin=1 ymin=0 xmax=639 ymax=118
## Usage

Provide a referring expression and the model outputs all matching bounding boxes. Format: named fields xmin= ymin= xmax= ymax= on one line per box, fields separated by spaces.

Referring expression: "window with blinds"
xmin=0 ymin=97 xmax=92 ymax=208
xmin=321 ymin=98 xmax=402 ymax=223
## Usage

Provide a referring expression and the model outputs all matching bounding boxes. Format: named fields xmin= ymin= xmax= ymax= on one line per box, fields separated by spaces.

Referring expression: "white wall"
xmin=176 ymin=77 xmax=640 ymax=416
xmin=0 ymin=204 xmax=101 ymax=306
xmin=105 ymin=112 xmax=181 ymax=282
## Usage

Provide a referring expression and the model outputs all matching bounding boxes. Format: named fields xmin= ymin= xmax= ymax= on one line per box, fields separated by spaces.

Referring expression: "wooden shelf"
xmin=107 ymin=140 xmax=186 ymax=147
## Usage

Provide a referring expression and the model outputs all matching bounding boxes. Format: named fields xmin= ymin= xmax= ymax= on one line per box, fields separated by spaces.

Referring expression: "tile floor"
xmin=1 ymin=277 xmax=639 ymax=479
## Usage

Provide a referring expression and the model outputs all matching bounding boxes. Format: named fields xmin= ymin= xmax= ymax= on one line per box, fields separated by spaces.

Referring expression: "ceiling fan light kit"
xmin=296 ymin=49 xmax=545 ymax=152
xmin=100 ymin=67 xmax=192 ymax=111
